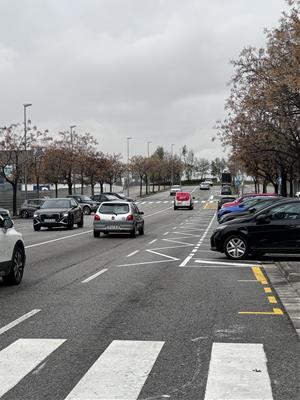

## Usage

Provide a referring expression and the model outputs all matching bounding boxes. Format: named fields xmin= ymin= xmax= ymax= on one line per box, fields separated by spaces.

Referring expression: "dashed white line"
xmin=82 ymin=268 xmax=108 ymax=283
xmin=148 ymin=239 xmax=158 ymax=244
xmin=179 ymin=255 xmax=192 ymax=267
xmin=163 ymin=232 xmax=169 ymax=236
xmin=127 ymin=250 xmax=139 ymax=257
xmin=0 ymin=309 xmax=41 ymax=336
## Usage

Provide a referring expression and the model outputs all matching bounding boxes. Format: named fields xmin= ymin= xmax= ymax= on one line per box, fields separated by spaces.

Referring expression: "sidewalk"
xmin=263 ymin=261 xmax=300 ymax=339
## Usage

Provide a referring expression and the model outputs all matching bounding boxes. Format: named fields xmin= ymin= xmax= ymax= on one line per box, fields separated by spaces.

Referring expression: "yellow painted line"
xmin=273 ymin=308 xmax=283 ymax=315
xmin=264 ymin=287 xmax=272 ymax=293
xmin=268 ymin=296 xmax=277 ymax=304
xmin=252 ymin=266 xmax=268 ymax=284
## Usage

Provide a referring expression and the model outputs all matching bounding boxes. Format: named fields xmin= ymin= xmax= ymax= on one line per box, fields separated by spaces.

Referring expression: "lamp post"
xmin=127 ymin=137 xmax=132 ymax=196
xmin=23 ymin=103 xmax=32 ymax=200
xmin=70 ymin=125 xmax=76 ymax=194
xmin=171 ymin=143 xmax=175 ymax=186
xmin=147 ymin=141 xmax=152 ymax=157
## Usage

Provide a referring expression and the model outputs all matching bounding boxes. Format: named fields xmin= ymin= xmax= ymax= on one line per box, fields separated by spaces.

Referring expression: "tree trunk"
xmin=99 ymin=181 xmax=104 ymax=193
xmin=280 ymin=169 xmax=287 ymax=197
xmin=36 ymin=176 xmax=40 ymax=198
xmin=262 ymin=179 xmax=267 ymax=194
xmin=110 ymin=182 xmax=113 ymax=191
xmin=272 ymin=182 xmax=279 ymax=194
xmin=81 ymin=174 xmax=84 ymax=195
xmin=139 ymin=177 xmax=143 ymax=197
xmin=145 ymin=175 xmax=148 ymax=195
xmin=12 ymin=183 xmax=18 ymax=216
xmin=55 ymin=182 xmax=58 ymax=198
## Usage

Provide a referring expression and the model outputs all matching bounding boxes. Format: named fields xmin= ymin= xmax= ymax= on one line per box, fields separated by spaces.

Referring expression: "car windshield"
xmin=99 ymin=203 xmax=129 ymax=214
xmin=106 ymin=195 xmax=119 ymax=200
xmin=42 ymin=200 xmax=71 ymax=209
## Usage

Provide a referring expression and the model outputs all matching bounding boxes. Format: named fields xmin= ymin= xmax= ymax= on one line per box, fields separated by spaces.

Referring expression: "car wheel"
xmin=189 ymin=206 xmax=194 ymax=210
xmin=83 ymin=206 xmax=91 ymax=215
xmin=77 ymin=216 xmax=84 ymax=228
xmin=224 ymin=235 xmax=248 ymax=260
xmin=94 ymin=230 xmax=100 ymax=238
xmin=139 ymin=224 xmax=144 ymax=235
xmin=3 ymin=246 xmax=25 ymax=285
xmin=174 ymin=206 xmax=178 ymax=210
xmin=21 ymin=210 xmax=29 ymax=218
xmin=130 ymin=226 xmax=137 ymax=238
xmin=34 ymin=225 xmax=41 ymax=231
xmin=67 ymin=217 xmax=74 ymax=230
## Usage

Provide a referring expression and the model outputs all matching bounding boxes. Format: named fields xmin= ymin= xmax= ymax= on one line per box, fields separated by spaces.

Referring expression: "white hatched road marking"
xmin=204 ymin=343 xmax=273 ymax=400
xmin=0 ymin=309 xmax=41 ymax=336
xmin=81 ymin=268 xmax=108 ymax=283
xmin=146 ymin=249 xmax=180 ymax=261
xmin=64 ymin=340 xmax=164 ymax=400
xmin=127 ymin=250 xmax=139 ymax=257
xmin=0 ymin=339 xmax=66 ymax=398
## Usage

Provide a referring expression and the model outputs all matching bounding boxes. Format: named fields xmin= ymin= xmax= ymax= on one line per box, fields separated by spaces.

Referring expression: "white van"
xmin=174 ymin=192 xmax=194 ymax=210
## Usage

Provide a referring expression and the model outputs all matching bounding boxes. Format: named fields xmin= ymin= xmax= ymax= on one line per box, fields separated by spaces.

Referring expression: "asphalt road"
xmin=0 ymin=186 xmax=299 ymax=400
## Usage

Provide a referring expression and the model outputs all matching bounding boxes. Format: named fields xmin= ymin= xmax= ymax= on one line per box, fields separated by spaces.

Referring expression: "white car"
xmin=295 ymin=191 xmax=300 ymax=197
xmin=0 ymin=216 xmax=26 ymax=285
xmin=170 ymin=185 xmax=182 ymax=196
xmin=200 ymin=182 xmax=210 ymax=190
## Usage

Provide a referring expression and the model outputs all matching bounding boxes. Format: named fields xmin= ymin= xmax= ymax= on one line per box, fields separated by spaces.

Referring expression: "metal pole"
xmin=23 ymin=103 xmax=32 ymax=200
xmin=171 ymin=143 xmax=174 ymax=186
xmin=127 ymin=137 xmax=132 ymax=197
xmin=70 ymin=125 xmax=76 ymax=194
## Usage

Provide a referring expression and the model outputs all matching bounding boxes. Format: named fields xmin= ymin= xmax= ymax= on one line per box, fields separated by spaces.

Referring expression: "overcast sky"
xmin=0 ymin=0 xmax=288 ymax=161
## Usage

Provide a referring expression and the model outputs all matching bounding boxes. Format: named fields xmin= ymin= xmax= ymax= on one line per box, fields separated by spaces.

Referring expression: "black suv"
xmin=211 ymin=199 xmax=300 ymax=260
xmin=33 ymin=198 xmax=83 ymax=231
xmin=66 ymin=195 xmax=98 ymax=215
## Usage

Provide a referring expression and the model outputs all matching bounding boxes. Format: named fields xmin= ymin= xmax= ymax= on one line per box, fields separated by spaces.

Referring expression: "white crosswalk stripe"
xmin=204 ymin=343 xmax=273 ymax=400
xmin=0 ymin=338 xmax=65 ymax=398
xmin=0 ymin=339 xmax=274 ymax=399
xmin=64 ymin=340 xmax=164 ymax=400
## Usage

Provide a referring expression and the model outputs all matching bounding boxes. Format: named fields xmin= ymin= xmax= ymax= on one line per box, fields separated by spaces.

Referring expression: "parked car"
xmin=221 ymin=186 xmax=232 ymax=195
xmin=93 ymin=201 xmax=144 ymax=238
xmin=93 ymin=192 xmax=134 ymax=202
xmin=204 ymin=179 xmax=213 ymax=186
xmin=174 ymin=192 xmax=194 ymax=210
xmin=200 ymin=182 xmax=210 ymax=190
xmin=221 ymin=193 xmax=278 ymax=209
xmin=217 ymin=196 xmax=237 ymax=210
xmin=90 ymin=193 xmax=123 ymax=203
xmin=33 ymin=198 xmax=84 ymax=231
xmin=170 ymin=185 xmax=182 ymax=196
xmin=0 ymin=207 xmax=10 ymax=218
xmin=20 ymin=198 xmax=45 ymax=218
xmin=210 ymin=199 xmax=300 ymax=260
xmin=66 ymin=195 xmax=98 ymax=215
xmin=219 ymin=197 xmax=283 ymax=224
xmin=0 ymin=216 xmax=26 ymax=285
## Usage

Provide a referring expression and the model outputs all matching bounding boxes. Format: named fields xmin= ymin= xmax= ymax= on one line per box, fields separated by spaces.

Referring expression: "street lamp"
xmin=70 ymin=125 xmax=76 ymax=194
xmin=147 ymin=141 xmax=152 ymax=157
xmin=23 ymin=103 xmax=32 ymax=200
xmin=127 ymin=137 xmax=132 ymax=196
xmin=171 ymin=143 xmax=175 ymax=186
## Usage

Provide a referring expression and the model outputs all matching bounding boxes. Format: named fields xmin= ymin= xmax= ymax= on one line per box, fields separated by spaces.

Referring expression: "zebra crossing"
xmin=135 ymin=200 xmax=200 ymax=205
xmin=0 ymin=338 xmax=274 ymax=399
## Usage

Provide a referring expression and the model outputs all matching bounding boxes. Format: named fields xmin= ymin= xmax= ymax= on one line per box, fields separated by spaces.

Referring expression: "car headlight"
xmin=63 ymin=212 xmax=69 ymax=217
xmin=215 ymin=224 xmax=228 ymax=231
xmin=33 ymin=213 xmax=38 ymax=218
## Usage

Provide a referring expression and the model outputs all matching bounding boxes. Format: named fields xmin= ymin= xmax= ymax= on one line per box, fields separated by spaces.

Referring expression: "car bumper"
xmin=210 ymin=232 xmax=223 ymax=252
xmin=93 ymin=221 xmax=134 ymax=233
xmin=33 ymin=217 xmax=70 ymax=228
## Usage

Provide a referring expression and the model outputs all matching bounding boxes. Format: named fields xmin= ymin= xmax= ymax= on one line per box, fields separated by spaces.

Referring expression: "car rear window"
xmin=176 ymin=192 xmax=190 ymax=201
xmin=99 ymin=203 xmax=129 ymax=214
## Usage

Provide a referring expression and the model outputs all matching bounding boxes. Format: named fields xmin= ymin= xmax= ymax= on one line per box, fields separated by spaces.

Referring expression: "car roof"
xmin=99 ymin=200 xmax=132 ymax=204
xmin=45 ymin=198 xmax=72 ymax=201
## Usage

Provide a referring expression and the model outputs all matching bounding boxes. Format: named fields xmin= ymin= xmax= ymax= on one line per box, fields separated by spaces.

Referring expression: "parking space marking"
xmin=82 ymin=268 xmax=108 ymax=283
xmin=239 ymin=309 xmax=283 ymax=315
xmin=148 ymin=239 xmax=157 ymax=244
xmin=0 ymin=309 xmax=41 ymax=336
xmin=163 ymin=232 xmax=169 ymax=236
xmin=264 ymin=287 xmax=272 ymax=293
xmin=268 ymin=296 xmax=277 ymax=304
xmin=117 ymin=260 xmax=176 ymax=267
xmin=146 ymin=249 xmax=179 ymax=261
xmin=252 ymin=266 xmax=268 ymax=284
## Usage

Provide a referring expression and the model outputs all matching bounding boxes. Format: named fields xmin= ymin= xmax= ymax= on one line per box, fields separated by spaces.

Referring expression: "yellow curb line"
xmin=239 ymin=308 xmax=283 ymax=315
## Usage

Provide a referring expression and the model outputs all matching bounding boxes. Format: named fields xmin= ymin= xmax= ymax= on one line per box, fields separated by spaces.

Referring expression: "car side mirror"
xmin=256 ymin=214 xmax=267 ymax=223
xmin=3 ymin=218 xmax=13 ymax=230
xmin=139 ymin=211 xmax=144 ymax=215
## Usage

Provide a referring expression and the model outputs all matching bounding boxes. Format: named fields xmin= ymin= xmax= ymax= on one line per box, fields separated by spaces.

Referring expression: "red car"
xmin=222 ymin=193 xmax=277 ymax=209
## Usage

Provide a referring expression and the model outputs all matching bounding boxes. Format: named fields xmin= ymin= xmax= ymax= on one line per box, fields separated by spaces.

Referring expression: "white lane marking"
xmin=127 ymin=250 xmax=139 ymax=257
xmin=163 ymin=239 xmax=195 ymax=246
xmin=149 ymin=201 xmax=154 ymax=204
xmin=141 ymin=201 xmax=146 ymax=204
xmin=117 ymin=260 xmax=176 ymax=267
xmin=194 ymin=200 xmax=199 ymax=203
xmin=204 ymin=343 xmax=273 ymax=400
xmin=195 ymin=259 xmax=255 ymax=267
xmin=148 ymin=239 xmax=157 ymax=244
xmin=179 ymin=255 xmax=192 ymax=267
xmin=163 ymin=232 xmax=169 ymax=236
xmin=163 ymin=201 xmax=168 ymax=203
xmin=156 ymin=201 xmax=162 ymax=203
xmin=25 ymin=230 xmax=93 ymax=249
xmin=144 ymin=206 xmax=173 ymax=218
xmin=81 ymin=268 xmax=108 ymax=283
xmin=0 ymin=339 xmax=66 ymax=398
xmin=0 ymin=309 xmax=41 ymax=336
xmin=150 ymin=244 xmax=193 ymax=251
xmin=146 ymin=249 xmax=180 ymax=261
xmin=64 ymin=340 xmax=164 ymax=400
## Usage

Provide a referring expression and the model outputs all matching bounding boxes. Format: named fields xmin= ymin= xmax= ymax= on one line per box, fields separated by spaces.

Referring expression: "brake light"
xmin=94 ymin=214 xmax=101 ymax=221
xmin=127 ymin=214 xmax=134 ymax=221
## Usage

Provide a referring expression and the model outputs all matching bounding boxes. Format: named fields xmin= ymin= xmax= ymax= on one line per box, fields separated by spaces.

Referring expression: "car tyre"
xmin=174 ymin=206 xmax=178 ymax=210
xmin=77 ymin=216 xmax=84 ymax=228
xmin=130 ymin=226 xmax=137 ymax=238
xmin=83 ymin=206 xmax=91 ymax=215
xmin=224 ymin=234 xmax=248 ymax=260
xmin=3 ymin=246 xmax=25 ymax=285
xmin=94 ymin=230 xmax=100 ymax=238
xmin=21 ymin=210 xmax=29 ymax=218
xmin=67 ymin=217 xmax=74 ymax=230
xmin=34 ymin=225 xmax=41 ymax=231
xmin=139 ymin=224 xmax=145 ymax=235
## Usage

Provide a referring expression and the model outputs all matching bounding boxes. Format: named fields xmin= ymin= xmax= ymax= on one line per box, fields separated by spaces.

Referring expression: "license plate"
xmin=108 ymin=225 xmax=120 ymax=230
xmin=45 ymin=219 xmax=56 ymax=222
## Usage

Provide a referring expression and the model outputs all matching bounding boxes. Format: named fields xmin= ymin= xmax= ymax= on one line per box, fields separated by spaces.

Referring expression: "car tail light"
xmin=127 ymin=214 xmax=134 ymax=221
xmin=94 ymin=214 xmax=101 ymax=221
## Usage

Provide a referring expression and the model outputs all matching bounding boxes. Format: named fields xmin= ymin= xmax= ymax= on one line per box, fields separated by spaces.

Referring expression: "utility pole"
xmin=70 ymin=125 xmax=76 ymax=194
xmin=127 ymin=137 xmax=132 ymax=196
xmin=171 ymin=143 xmax=174 ymax=186
xmin=23 ymin=103 xmax=32 ymax=200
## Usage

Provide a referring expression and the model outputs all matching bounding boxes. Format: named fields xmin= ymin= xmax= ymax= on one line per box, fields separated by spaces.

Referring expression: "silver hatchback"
xmin=93 ymin=201 xmax=144 ymax=238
